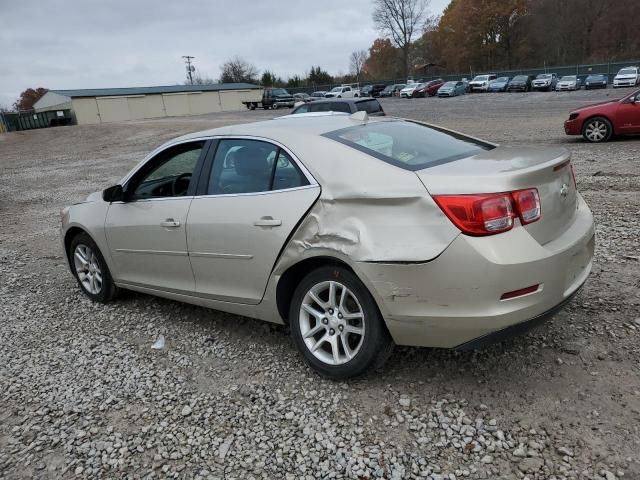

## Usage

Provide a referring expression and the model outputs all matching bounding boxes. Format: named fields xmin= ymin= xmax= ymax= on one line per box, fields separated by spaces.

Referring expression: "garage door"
xmin=96 ymin=97 xmax=130 ymax=123
xmin=162 ymin=93 xmax=190 ymax=116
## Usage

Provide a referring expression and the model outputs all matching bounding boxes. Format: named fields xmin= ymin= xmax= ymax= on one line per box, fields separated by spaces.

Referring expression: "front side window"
xmin=292 ymin=104 xmax=310 ymax=114
xmin=207 ymin=139 xmax=309 ymax=195
xmin=130 ymin=141 xmax=204 ymax=199
xmin=324 ymin=120 xmax=493 ymax=171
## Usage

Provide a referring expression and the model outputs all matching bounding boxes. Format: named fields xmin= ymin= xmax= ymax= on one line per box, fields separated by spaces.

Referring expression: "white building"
xmin=33 ymin=83 xmax=262 ymax=125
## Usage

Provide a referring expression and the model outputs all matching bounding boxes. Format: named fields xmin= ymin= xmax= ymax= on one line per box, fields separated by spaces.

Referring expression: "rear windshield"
xmin=356 ymin=99 xmax=384 ymax=114
xmin=323 ymin=120 xmax=493 ymax=171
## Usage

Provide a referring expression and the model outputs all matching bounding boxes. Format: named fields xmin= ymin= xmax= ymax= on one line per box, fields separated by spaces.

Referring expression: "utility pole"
xmin=182 ymin=56 xmax=195 ymax=85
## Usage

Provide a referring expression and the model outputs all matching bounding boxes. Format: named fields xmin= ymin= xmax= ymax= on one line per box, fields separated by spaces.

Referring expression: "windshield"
xmin=330 ymin=87 xmax=343 ymax=92
xmin=442 ymin=81 xmax=456 ymax=87
xmin=271 ymin=88 xmax=289 ymax=96
xmin=619 ymin=68 xmax=637 ymax=75
xmin=587 ymin=75 xmax=605 ymax=80
xmin=324 ymin=120 xmax=492 ymax=171
xmin=495 ymin=77 xmax=509 ymax=82
xmin=561 ymin=76 xmax=576 ymax=81
xmin=536 ymin=74 xmax=552 ymax=79
xmin=472 ymin=75 xmax=489 ymax=81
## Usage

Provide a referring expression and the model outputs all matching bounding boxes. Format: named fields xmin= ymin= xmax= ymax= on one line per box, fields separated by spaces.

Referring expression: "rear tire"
xmin=289 ymin=266 xmax=394 ymax=379
xmin=69 ymin=232 xmax=117 ymax=303
xmin=582 ymin=116 xmax=613 ymax=143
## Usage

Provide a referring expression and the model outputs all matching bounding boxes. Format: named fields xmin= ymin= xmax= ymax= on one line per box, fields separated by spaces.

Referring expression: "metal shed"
xmin=33 ymin=83 xmax=263 ymax=125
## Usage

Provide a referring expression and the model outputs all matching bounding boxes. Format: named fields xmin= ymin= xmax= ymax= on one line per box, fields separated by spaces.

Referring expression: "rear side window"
xmin=323 ymin=120 xmax=493 ymax=171
xmin=207 ymin=139 xmax=309 ymax=195
xmin=309 ymin=102 xmax=351 ymax=113
xmin=356 ymin=99 xmax=383 ymax=115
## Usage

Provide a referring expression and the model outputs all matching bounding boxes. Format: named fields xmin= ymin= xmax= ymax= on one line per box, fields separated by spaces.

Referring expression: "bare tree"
xmin=188 ymin=74 xmax=217 ymax=85
xmin=349 ymin=50 xmax=368 ymax=84
xmin=220 ymin=56 xmax=259 ymax=84
xmin=373 ymin=0 xmax=429 ymax=79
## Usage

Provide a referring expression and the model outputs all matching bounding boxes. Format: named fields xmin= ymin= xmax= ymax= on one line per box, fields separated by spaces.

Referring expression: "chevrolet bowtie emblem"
xmin=560 ymin=183 xmax=569 ymax=198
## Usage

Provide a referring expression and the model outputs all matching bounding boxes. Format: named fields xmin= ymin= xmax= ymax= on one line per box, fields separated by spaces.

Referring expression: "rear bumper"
xmin=455 ymin=280 xmax=583 ymax=350
xmin=356 ymin=194 xmax=595 ymax=348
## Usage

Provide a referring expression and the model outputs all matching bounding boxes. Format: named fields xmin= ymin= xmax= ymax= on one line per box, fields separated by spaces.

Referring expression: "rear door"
xmin=186 ymin=138 xmax=320 ymax=304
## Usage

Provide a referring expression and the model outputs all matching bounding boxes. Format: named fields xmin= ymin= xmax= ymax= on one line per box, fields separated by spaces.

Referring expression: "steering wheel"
xmin=171 ymin=173 xmax=192 ymax=196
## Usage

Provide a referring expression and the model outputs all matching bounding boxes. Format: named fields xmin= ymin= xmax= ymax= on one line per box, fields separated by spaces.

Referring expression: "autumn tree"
xmin=220 ymin=57 xmax=259 ymax=83
xmin=373 ymin=0 xmax=429 ymax=78
xmin=363 ymin=38 xmax=402 ymax=79
xmin=13 ymin=87 xmax=48 ymax=111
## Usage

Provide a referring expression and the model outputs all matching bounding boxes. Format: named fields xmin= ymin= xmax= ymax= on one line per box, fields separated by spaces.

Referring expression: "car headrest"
xmin=234 ymin=147 xmax=269 ymax=177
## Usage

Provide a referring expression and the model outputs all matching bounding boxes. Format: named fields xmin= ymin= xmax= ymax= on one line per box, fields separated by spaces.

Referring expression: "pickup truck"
xmin=324 ymin=85 xmax=360 ymax=98
xmin=243 ymin=88 xmax=295 ymax=110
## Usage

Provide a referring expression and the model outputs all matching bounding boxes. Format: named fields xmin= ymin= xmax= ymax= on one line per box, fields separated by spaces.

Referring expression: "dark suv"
xmin=507 ymin=75 xmax=535 ymax=92
xmin=290 ymin=98 xmax=385 ymax=116
xmin=360 ymin=84 xmax=386 ymax=97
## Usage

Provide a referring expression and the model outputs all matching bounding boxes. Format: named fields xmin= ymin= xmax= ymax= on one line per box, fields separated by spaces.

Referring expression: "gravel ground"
xmin=1 ymin=88 xmax=639 ymax=480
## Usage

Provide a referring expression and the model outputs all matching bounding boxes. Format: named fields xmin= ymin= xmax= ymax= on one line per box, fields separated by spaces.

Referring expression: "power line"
xmin=182 ymin=56 xmax=195 ymax=85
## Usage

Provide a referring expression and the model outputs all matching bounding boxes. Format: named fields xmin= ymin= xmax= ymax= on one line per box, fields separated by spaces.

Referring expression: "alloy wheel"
xmin=73 ymin=244 xmax=102 ymax=294
xmin=585 ymin=121 xmax=608 ymax=142
xmin=299 ymin=281 xmax=365 ymax=366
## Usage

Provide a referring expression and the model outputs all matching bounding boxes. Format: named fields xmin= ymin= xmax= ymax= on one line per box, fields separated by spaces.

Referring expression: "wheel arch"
xmin=63 ymin=226 xmax=90 ymax=272
xmin=276 ymin=256 xmax=371 ymax=324
xmin=581 ymin=113 xmax=615 ymax=134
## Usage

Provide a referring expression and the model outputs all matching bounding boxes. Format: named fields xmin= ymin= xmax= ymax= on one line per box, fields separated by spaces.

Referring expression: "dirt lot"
xmin=1 ymin=89 xmax=639 ymax=480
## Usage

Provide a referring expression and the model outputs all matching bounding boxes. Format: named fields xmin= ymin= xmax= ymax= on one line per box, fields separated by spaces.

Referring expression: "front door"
xmin=186 ymin=138 xmax=320 ymax=304
xmin=616 ymin=92 xmax=640 ymax=133
xmin=105 ymin=140 xmax=207 ymax=292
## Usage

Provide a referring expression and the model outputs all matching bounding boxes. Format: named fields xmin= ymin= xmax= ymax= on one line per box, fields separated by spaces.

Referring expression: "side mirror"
xmin=103 ymin=184 xmax=124 ymax=202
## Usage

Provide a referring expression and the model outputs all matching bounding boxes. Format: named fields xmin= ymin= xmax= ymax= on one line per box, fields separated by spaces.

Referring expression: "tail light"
xmin=433 ymin=188 xmax=541 ymax=236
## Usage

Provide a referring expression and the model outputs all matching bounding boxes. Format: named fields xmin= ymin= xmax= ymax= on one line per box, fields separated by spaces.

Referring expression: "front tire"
xmin=289 ymin=267 xmax=393 ymax=379
xmin=582 ymin=116 xmax=613 ymax=143
xmin=69 ymin=232 xmax=117 ymax=303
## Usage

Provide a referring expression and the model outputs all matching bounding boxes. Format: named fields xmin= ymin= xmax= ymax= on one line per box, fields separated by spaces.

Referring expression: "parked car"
xmin=378 ymin=85 xmax=394 ymax=97
xmin=360 ymin=84 xmax=386 ymax=97
xmin=507 ymin=75 xmax=534 ymax=92
xmin=469 ymin=74 xmax=497 ymax=92
xmin=325 ymin=85 xmax=359 ymax=98
xmin=400 ymin=83 xmax=425 ymax=98
xmin=310 ymin=91 xmax=328 ymax=99
xmin=532 ymin=73 xmax=558 ymax=91
xmin=555 ymin=75 xmax=581 ymax=91
xmin=488 ymin=77 xmax=511 ymax=92
xmin=564 ymin=88 xmax=640 ymax=142
xmin=391 ymin=84 xmax=406 ymax=96
xmin=584 ymin=74 xmax=608 ymax=90
xmin=461 ymin=78 xmax=471 ymax=93
xmin=437 ymin=81 xmax=466 ymax=97
xmin=289 ymin=98 xmax=385 ymax=116
xmin=62 ymin=113 xmax=594 ymax=378
xmin=293 ymin=93 xmax=312 ymax=103
xmin=243 ymin=87 xmax=295 ymax=110
xmin=613 ymin=66 xmax=640 ymax=88
xmin=413 ymin=79 xmax=445 ymax=97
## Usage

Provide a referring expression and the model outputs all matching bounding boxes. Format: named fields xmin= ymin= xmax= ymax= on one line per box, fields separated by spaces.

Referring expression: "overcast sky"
xmin=0 ymin=0 xmax=449 ymax=108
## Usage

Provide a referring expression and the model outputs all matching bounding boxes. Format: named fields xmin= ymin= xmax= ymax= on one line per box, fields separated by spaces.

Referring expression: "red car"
xmin=413 ymin=79 xmax=445 ymax=98
xmin=564 ymin=88 xmax=640 ymax=142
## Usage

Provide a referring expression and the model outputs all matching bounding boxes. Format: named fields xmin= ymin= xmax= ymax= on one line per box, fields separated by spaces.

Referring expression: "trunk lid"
xmin=416 ymin=146 xmax=578 ymax=245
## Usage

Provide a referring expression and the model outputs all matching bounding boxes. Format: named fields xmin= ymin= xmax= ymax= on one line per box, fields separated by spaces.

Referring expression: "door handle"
xmin=160 ymin=218 xmax=180 ymax=228
xmin=253 ymin=216 xmax=282 ymax=227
